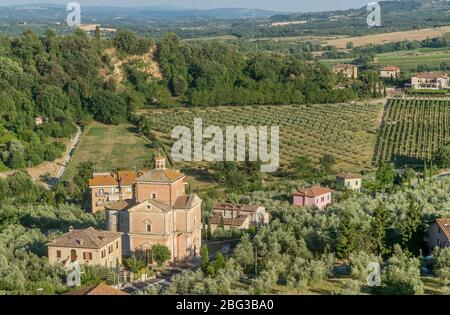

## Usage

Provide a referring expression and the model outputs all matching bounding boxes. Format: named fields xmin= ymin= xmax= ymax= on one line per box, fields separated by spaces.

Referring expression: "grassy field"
xmin=140 ymin=104 xmax=384 ymax=172
xmin=374 ymin=48 xmax=450 ymax=70
xmin=63 ymin=122 xmax=154 ymax=181
xmin=374 ymin=97 xmax=450 ymax=166
xmin=323 ymin=26 xmax=450 ymax=49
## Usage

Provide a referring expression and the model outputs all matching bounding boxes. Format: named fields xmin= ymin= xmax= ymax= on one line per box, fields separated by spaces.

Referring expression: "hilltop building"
xmin=332 ymin=64 xmax=358 ymax=79
xmin=101 ymin=156 xmax=202 ymax=263
xmin=411 ymin=72 xmax=449 ymax=90
xmin=292 ymin=186 xmax=333 ymax=210
xmin=336 ymin=172 xmax=362 ymax=192
xmin=47 ymin=227 xmax=122 ymax=268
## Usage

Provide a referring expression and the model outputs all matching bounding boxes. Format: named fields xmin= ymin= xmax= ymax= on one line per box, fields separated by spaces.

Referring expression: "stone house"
xmin=336 ymin=172 xmax=362 ymax=192
xmin=380 ymin=66 xmax=401 ymax=79
xmin=210 ymin=203 xmax=269 ymax=231
xmin=332 ymin=64 xmax=358 ymax=79
xmin=47 ymin=227 xmax=122 ymax=268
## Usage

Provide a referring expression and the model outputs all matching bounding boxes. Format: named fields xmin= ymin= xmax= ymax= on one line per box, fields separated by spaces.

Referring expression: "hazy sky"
xmin=0 ymin=0 xmax=373 ymax=12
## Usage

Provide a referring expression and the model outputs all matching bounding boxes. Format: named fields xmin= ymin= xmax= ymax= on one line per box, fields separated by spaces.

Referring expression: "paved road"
xmin=49 ymin=125 xmax=82 ymax=186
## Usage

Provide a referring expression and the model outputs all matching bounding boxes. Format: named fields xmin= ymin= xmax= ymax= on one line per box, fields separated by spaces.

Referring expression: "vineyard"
xmin=142 ymin=104 xmax=383 ymax=172
xmin=374 ymin=97 xmax=450 ymax=166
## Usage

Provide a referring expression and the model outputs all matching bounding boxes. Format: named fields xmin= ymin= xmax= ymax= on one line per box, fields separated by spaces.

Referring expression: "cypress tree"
xmin=400 ymin=197 xmax=422 ymax=254
xmin=207 ymin=219 xmax=212 ymax=240
xmin=372 ymin=202 xmax=390 ymax=256
xmin=200 ymin=245 xmax=209 ymax=272
xmin=336 ymin=214 xmax=358 ymax=260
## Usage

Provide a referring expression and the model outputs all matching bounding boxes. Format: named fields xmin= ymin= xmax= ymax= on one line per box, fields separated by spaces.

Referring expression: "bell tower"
xmin=155 ymin=155 xmax=166 ymax=170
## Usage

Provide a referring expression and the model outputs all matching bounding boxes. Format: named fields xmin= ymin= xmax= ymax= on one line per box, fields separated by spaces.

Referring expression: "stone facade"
xmin=333 ymin=64 xmax=358 ymax=79
xmin=47 ymin=227 xmax=122 ymax=268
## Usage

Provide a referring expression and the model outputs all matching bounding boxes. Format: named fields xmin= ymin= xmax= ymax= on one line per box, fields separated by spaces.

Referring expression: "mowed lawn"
xmin=63 ymin=122 xmax=153 ymax=181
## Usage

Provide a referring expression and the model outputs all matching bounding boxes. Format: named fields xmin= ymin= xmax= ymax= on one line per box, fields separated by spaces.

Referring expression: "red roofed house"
xmin=292 ymin=186 xmax=333 ymax=210
xmin=89 ymin=170 xmax=141 ymax=213
xmin=336 ymin=172 xmax=362 ymax=192
xmin=380 ymin=66 xmax=400 ymax=79
xmin=411 ymin=72 xmax=449 ymax=90
xmin=210 ymin=203 xmax=269 ymax=232
xmin=428 ymin=218 xmax=450 ymax=250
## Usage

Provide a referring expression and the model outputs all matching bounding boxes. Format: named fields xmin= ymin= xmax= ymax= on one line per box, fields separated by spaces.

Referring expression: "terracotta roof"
xmin=65 ymin=283 xmax=129 ymax=295
xmin=89 ymin=173 xmax=118 ymax=186
xmin=293 ymin=186 xmax=333 ymax=197
xmin=210 ymin=213 xmax=249 ymax=227
xmin=213 ymin=203 xmax=261 ymax=213
xmin=381 ymin=66 xmax=400 ymax=71
xmin=147 ymin=199 xmax=172 ymax=212
xmin=173 ymin=194 xmax=201 ymax=209
xmin=334 ymin=64 xmax=357 ymax=70
xmin=135 ymin=169 xmax=184 ymax=184
xmin=435 ymin=218 xmax=450 ymax=241
xmin=105 ymin=199 xmax=136 ymax=211
xmin=48 ymin=227 xmax=121 ymax=249
xmin=414 ymin=72 xmax=449 ymax=79
xmin=117 ymin=171 xmax=139 ymax=186
xmin=336 ymin=172 xmax=362 ymax=180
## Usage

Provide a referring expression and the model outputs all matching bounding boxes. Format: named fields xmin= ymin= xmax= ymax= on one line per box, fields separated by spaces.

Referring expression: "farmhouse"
xmin=104 ymin=156 xmax=202 ymax=263
xmin=380 ymin=66 xmax=401 ymax=79
xmin=292 ymin=186 xmax=333 ymax=210
xmin=411 ymin=72 xmax=449 ymax=90
xmin=47 ymin=227 xmax=122 ymax=268
xmin=428 ymin=218 xmax=450 ymax=250
xmin=336 ymin=172 xmax=362 ymax=192
xmin=332 ymin=64 xmax=358 ymax=79
xmin=210 ymin=203 xmax=269 ymax=231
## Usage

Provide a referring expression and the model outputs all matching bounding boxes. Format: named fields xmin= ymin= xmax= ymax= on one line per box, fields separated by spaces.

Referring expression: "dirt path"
xmin=0 ymin=125 xmax=82 ymax=188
